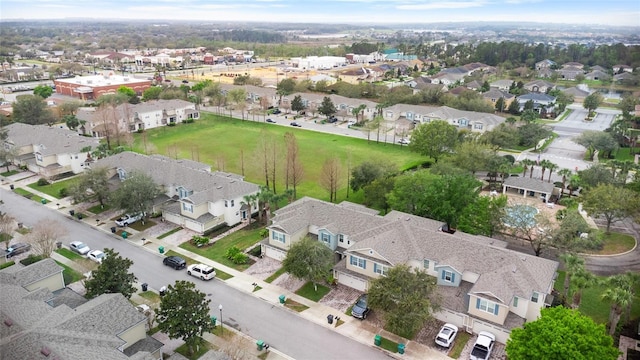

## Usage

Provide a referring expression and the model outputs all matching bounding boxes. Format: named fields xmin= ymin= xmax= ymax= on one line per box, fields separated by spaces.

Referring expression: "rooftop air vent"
xmin=41 ymin=347 xmax=51 ymax=356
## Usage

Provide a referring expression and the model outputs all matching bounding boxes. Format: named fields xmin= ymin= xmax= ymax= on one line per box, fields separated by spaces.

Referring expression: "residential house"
xmin=483 ymin=89 xmax=515 ymax=110
xmin=535 ymin=59 xmax=556 ymax=71
xmin=516 ymin=93 xmax=556 ymax=113
xmin=557 ymin=66 xmax=584 ymax=81
xmin=77 ymin=99 xmax=199 ymax=136
xmin=613 ymin=64 xmax=633 ymax=73
xmin=562 ymin=62 xmax=584 ymax=69
xmin=465 ymin=80 xmax=483 ymax=91
xmin=430 ymin=72 xmax=465 ymax=86
xmin=523 ymin=80 xmax=555 ymax=93
xmin=93 ymin=151 xmax=260 ymax=233
xmin=561 ymin=87 xmax=590 ymax=102
xmin=490 ymin=80 xmax=514 ymax=91
xmin=536 ymin=68 xmax=555 ymax=78
xmin=585 ymin=70 xmax=611 ymax=81
xmin=264 ymin=197 xmax=559 ymax=343
xmin=383 ymin=104 xmax=505 ymax=133
xmin=309 ymin=74 xmax=338 ymax=86
xmin=590 ymin=65 xmax=608 ymax=73
xmin=0 ymin=259 xmax=163 ymax=359
xmin=614 ymin=72 xmax=635 ymax=82
xmin=3 ymin=123 xmax=99 ymax=179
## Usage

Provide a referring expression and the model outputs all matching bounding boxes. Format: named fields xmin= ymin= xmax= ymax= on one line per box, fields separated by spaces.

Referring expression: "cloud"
xmin=397 ymin=1 xmax=488 ymax=10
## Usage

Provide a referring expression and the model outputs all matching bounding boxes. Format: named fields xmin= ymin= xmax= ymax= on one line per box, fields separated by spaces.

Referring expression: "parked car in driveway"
xmin=435 ymin=323 xmax=458 ymax=348
xmin=290 ymin=122 xmax=302 ymax=127
xmin=187 ymin=263 xmax=216 ymax=280
xmin=351 ymin=294 xmax=371 ymax=319
xmin=115 ymin=213 xmax=143 ymax=227
xmin=470 ymin=331 xmax=495 ymax=360
xmin=88 ymin=250 xmax=106 ymax=264
xmin=5 ymin=243 xmax=31 ymax=258
xmin=163 ymin=255 xmax=186 ymax=270
xmin=69 ymin=241 xmax=90 ymax=255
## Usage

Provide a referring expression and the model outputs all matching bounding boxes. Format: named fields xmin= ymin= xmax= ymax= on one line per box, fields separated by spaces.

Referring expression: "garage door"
xmin=338 ymin=272 xmax=367 ymax=292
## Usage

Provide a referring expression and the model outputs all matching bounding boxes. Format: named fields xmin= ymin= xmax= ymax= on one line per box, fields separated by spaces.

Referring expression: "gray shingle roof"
xmin=503 ymin=176 xmax=555 ymax=194
xmin=94 ymin=152 xmax=259 ymax=205
xmin=5 ymin=123 xmax=99 ymax=156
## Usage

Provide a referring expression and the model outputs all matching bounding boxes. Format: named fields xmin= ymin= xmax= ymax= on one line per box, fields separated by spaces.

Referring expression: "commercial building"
xmin=54 ymin=73 xmax=152 ymax=100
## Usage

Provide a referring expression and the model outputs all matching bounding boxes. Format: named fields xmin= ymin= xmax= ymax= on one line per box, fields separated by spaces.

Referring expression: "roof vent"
xmin=521 ymin=256 xmax=527 ymax=262
xmin=512 ymin=266 xmax=517 ymax=273
xmin=4 ymin=318 xmax=13 ymax=327
xmin=41 ymin=347 xmax=51 ymax=356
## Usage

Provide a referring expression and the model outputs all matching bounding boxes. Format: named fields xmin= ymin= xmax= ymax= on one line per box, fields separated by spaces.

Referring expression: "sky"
xmin=1 ymin=0 xmax=639 ymax=27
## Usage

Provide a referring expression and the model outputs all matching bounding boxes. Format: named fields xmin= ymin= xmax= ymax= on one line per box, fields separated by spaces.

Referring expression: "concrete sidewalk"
xmin=2 ymin=175 xmax=452 ymax=360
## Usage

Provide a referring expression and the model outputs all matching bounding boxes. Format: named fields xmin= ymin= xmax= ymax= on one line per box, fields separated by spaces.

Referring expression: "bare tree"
xmin=27 ymin=219 xmax=67 ymax=257
xmin=505 ymin=206 xmax=554 ymax=257
xmin=0 ymin=211 xmax=16 ymax=250
xmin=255 ymin=131 xmax=274 ymax=189
xmin=284 ymin=132 xmax=304 ymax=199
xmin=270 ymin=138 xmax=279 ymax=194
xmin=219 ymin=332 xmax=253 ymax=360
xmin=320 ymin=157 xmax=342 ymax=202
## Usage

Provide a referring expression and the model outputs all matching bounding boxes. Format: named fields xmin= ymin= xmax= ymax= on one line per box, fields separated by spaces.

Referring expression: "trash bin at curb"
xmin=9 ymin=184 xmax=14 ymax=190
xmin=141 ymin=283 xmax=148 ymax=292
xmin=41 ymin=198 xmax=47 ymax=204
xmin=279 ymin=295 xmax=286 ymax=304
xmin=56 ymin=242 xmax=62 ymax=249
xmin=210 ymin=316 xmax=217 ymax=326
xmin=256 ymin=340 xmax=264 ymax=351
xmin=77 ymin=213 xmax=83 ymax=220
xmin=397 ymin=343 xmax=405 ymax=354
xmin=111 ymin=226 xmax=116 ymax=233
xmin=121 ymin=231 xmax=128 ymax=239
xmin=374 ymin=335 xmax=382 ymax=346
xmin=158 ymin=246 xmax=165 ymax=254
xmin=69 ymin=210 xmax=75 ymax=216
xmin=327 ymin=314 xmax=334 ymax=324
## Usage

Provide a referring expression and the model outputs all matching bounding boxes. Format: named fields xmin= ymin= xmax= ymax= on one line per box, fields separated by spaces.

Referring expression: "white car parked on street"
xmin=187 ymin=264 xmax=216 ymax=280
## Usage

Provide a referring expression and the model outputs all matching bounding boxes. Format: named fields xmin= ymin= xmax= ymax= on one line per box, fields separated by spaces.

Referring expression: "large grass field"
xmin=131 ymin=113 xmax=428 ymax=202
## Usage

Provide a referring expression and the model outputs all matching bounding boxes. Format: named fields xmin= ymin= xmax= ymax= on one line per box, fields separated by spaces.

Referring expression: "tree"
xmin=276 ymin=78 xmax=296 ymax=104
xmin=59 ymin=100 xmax=83 ymax=116
xmin=494 ymin=97 xmax=505 ymax=113
xmin=558 ymin=168 xmax=573 ymax=196
xmin=142 ymin=86 xmax=162 ymax=100
xmin=84 ymin=248 xmax=137 ymax=299
xmin=69 ymin=167 xmax=111 ymax=206
xmin=583 ymin=92 xmax=604 ymax=116
xmin=507 ymin=98 xmax=521 ymax=114
xmin=156 ymin=280 xmax=214 ymax=356
xmin=0 ymin=211 xmax=16 ymax=249
xmin=63 ymin=114 xmax=81 ymax=131
xmin=319 ymin=157 xmax=341 ymax=202
xmin=33 ymin=84 xmax=53 ymax=99
xmin=12 ymin=95 xmax=56 ymax=125
xmin=111 ymin=172 xmax=162 ymax=222
xmin=457 ymin=194 xmax=507 ymax=237
xmin=387 ymin=169 xmax=438 ymax=215
xmin=227 ymin=88 xmax=247 ymax=120
xmin=601 ymin=273 xmax=638 ymax=335
xmin=284 ymin=132 xmax=303 ymax=199
xmin=449 ymin=141 xmax=493 ymax=175
xmin=504 ymin=205 xmax=554 ymax=256
xmin=116 ymin=85 xmax=136 ymax=99
xmin=559 ymin=253 xmax=584 ymax=301
xmin=520 ymin=159 xmax=535 ymax=177
xmin=282 ymin=237 xmax=334 ymax=292
xmin=582 ymin=183 xmax=639 ymax=233
xmin=363 ymin=177 xmax=395 ymax=213
xmin=350 ymin=161 xmax=395 ymax=192
xmin=368 ymin=264 xmax=438 ymax=337
xmin=318 ymin=96 xmax=337 ymax=118
xmin=409 ymin=120 xmax=458 ymax=163
xmin=26 ymin=219 xmax=66 ymax=257
xmin=573 ymin=131 xmax=618 ymax=161
xmin=291 ymin=95 xmax=305 ymax=114
xmin=505 ymin=307 xmax=619 ymax=360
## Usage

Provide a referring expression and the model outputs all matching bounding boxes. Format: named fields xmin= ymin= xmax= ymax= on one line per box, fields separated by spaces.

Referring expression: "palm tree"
xmin=558 ymin=168 xmax=573 ymax=196
xmin=546 ymin=161 xmax=558 ymax=183
xmin=242 ymin=193 xmax=259 ymax=224
xmin=539 ymin=159 xmax=552 ymax=181
xmin=521 ymin=159 xmax=535 ymax=177
xmin=560 ymin=253 xmax=584 ymax=300
xmin=568 ymin=174 xmax=581 ymax=196
xmin=571 ymin=268 xmax=596 ymax=309
xmin=601 ymin=279 xmax=634 ymax=335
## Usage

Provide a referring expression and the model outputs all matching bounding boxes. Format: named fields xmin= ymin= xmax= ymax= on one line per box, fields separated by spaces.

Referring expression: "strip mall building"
xmin=54 ymin=73 xmax=152 ymax=100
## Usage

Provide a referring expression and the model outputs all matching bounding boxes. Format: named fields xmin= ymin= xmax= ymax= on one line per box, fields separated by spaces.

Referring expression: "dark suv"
xmin=163 ymin=255 xmax=186 ymax=270
xmin=351 ymin=294 xmax=371 ymax=319
xmin=5 ymin=243 xmax=31 ymax=258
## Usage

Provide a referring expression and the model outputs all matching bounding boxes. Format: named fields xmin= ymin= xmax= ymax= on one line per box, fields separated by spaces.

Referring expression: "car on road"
xmin=5 ymin=243 xmax=31 ymax=258
xmin=266 ymin=118 xmax=276 ymax=123
xmin=398 ymin=138 xmax=410 ymax=145
xmin=163 ymin=255 xmax=186 ymax=270
xmin=435 ymin=323 xmax=458 ymax=348
xmin=327 ymin=116 xmax=338 ymax=123
xmin=181 ymin=80 xmax=189 ymax=83
xmin=351 ymin=294 xmax=371 ymax=319
xmin=88 ymin=250 xmax=106 ymax=264
xmin=470 ymin=331 xmax=495 ymax=360
xmin=115 ymin=213 xmax=143 ymax=227
xmin=290 ymin=122 xmax=302 ymax=127
xmin=187 ymin=263 xmax=216 ymax=280
xmin=272 ymin=109 xmax=281 ymax=114
xmin=69 ymin=241 xmax=90 ymax=255
xmin=347 ymin=120 xmax=357 ymax=126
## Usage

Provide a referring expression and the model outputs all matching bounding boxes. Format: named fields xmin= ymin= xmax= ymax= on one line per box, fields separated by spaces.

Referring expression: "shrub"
xmin=232 ymin=252 xmax=248 ymax=264
xmin=20 ymin=254 xmax=44 ymax=266
xmin=191 ymin=235 xmax=209 ymax=247
xmin=503 ymin=154 xmax=516 ymax=164
xmin=137 ymin=129 xmax=144 ymax=133
xmin=558 ymin=197 xmax=578 ymax=208
xmin=37 ymin=178 xmax=50 ymax=186
xmin=58 ymin=188 xmax=69 ymax=198
xmin=258 ymin=229 xmax=269 ymax=238
xmin=226 ymin=246 xmax=241 ymax=260
xmin=248 ymin=245 xmax=262 ymax=257
xmin=167 ymin=123 xmax=176 ymax=127
xmin=556 ymin=209 xmax=567 ymax=220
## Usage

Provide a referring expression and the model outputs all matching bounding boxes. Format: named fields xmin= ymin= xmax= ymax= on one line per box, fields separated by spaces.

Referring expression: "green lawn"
xmin=175 ymin=337 xmax=214 ymax=360
xmin=27 ymin=177 xmax=78 ymax=199
xmin=294 ymin=281 xmax=331 ymax=302
xmin=55 ymin=261 xmax=84 ymax=284
xmin=179 ymin=224 xmax=265 ymax=271
xmin=0 ymin=170 xmax=19 ymax=177
xmin=13 ymin=188 xmax=47 ymax=203
xmin=583 ymin=232 xmax=636 ymax=255
xmin=139 ymin=291 xmax=161 ymax=304
xmin=157 ymin=227 xmax=183 ymax=239
xmin=612 ymin=147 xmax=639 ymax=162
xmin=87 ymin=203 xmax=112 ymax=214
xmin=448 ymin=331 xmax=471 ymax=359
xmin=132 ymin=113 xmax=429 ymax=202
xmin=265 ymin=267 xmax=286 ymax=283
xmin=55 ymin=248 xmax=84 ymax=261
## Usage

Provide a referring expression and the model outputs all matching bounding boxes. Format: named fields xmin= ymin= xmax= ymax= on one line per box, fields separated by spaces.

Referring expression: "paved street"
xmin=0 ymin=189 xmax=398 ymax=360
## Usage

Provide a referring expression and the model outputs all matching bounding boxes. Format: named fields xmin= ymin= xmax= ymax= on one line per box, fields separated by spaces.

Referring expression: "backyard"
xmin=131 ymin=113 xmax=429 ymax=202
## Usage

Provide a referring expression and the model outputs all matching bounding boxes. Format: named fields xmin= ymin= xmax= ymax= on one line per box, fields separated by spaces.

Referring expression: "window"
xmin=224 ymin=200 xmax=228 ymax=208
xmin=474 ymin=123 xmax=484 ymax=130
xmin=349 ymin=255 xmax=366 ymax=269
xmin=531 ymin=292 xmax=539 ymax=303
xmin=441 ymin=270 xmax=455 ymax=283
xmin=423 ymin=260 xmax=430 ymax=269
xmin=459 ymin=118 xmax=468 ymax=126
xmin=374 ymin=263 xmax=388 ymax=276
xmin=271 ymin=231 xmax=285 ymax=243
xmin=36 ymin=154 xmax=43 ymax=162
xmin=321 ymin=233 xmax=331 ymax=244
xmin=230 ymin=200 xmax=235 ymax=207
xmin=182 ymin=203 xmax=193 ymax=213
xmin=476 ymin=298 xmax=499 ymax=315
xmin=177 ymin=187 xmax=191 ymax=199
xmin=338 ymin=234 xmax=344 ymax=243
xmin=513 ymin=297 xmax=519 ymax=307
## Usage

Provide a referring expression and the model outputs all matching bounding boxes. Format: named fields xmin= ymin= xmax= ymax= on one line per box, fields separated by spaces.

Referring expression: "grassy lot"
xmin=55 ymin=248 xmax=84 ymax=261
xmin=583 ymin=232 xmax=636 ymax=255
xmin=612 ymin=148 xmax=639 ymax=162
xmin=0 ymin=170 xmax=19 ymax=177
xmin=554 ymin=270 xmax=640 ymax=325
xmin=448 ymin=331 xmax=471 ymax=359
xmin=295 ymin=281 xmax=331 ymax=302
xmin=27 ymin=177 xmax=77 ymax=199
xmin=13 ymin=187 xmax=47 ymax=203
xmin=131 ymin=113 xmax=429 ymax=202
xmin=56 ymin=261 xmax=84 ymax=284
xmin=179 ymin=224 xmax=265 ymax=271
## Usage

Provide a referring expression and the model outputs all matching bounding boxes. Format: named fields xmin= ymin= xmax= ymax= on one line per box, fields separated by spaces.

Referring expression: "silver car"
xmin=69 ymin=241 xmax=90 ymax=255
